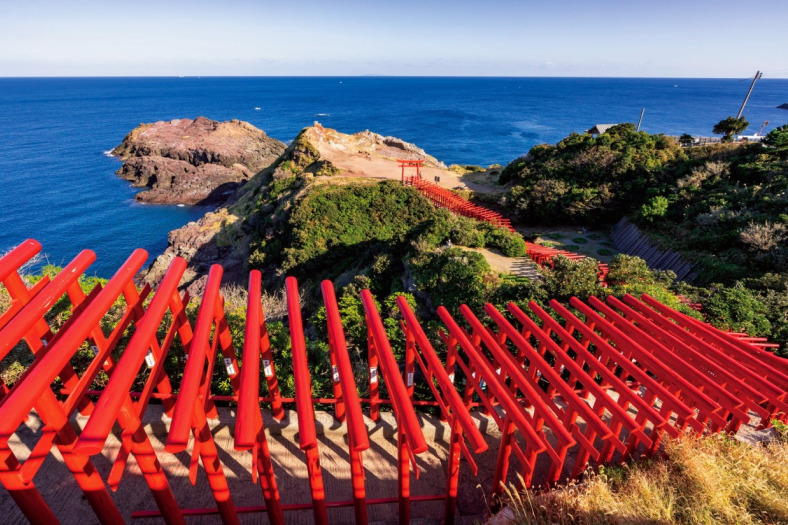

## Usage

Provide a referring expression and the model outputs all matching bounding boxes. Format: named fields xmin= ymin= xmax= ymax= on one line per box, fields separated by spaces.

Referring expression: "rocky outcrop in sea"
xmin=112 ymin=117 xmax=286 ymax=205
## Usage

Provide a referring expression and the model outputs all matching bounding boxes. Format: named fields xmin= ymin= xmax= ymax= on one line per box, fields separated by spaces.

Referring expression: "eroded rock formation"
xmin=141 ymin=123 xmax=459 ymax=294
xmin=113 ymin=117 xmax=285 ymax=205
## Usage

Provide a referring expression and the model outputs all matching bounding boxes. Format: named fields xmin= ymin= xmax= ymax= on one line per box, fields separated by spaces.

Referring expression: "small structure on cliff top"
xmin=587 ymin=124 xmax=619 ymax=136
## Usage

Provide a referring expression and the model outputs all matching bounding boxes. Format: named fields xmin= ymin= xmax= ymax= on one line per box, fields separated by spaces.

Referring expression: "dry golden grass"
xmin=0 ymin=285 xmax=10 ymax=317
xmin=501 ymin=432 xmax=788 ymax=525
xmin=220 ymin=282 xmax=290 ymax=320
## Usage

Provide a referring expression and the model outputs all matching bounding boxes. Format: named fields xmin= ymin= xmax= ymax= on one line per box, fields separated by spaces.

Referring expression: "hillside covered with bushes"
xmin=501 ymin=123 xmax=788 ymax=354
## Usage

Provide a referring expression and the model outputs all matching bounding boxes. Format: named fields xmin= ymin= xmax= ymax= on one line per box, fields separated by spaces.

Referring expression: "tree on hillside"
xmin=712 ymin=116 xmax=749 ymax=142
xmin=762 ymin=123 xmax=788 ymax=158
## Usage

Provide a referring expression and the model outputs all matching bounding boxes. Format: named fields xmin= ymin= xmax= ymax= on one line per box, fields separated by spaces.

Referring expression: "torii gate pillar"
xmin=397 ymin=159 xmax=425 ymax=183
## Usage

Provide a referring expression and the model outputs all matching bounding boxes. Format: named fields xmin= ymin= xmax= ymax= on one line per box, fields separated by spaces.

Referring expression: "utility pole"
xmin=736 ymin=70 xmax=762 ymax=119
xmin=636 ymin=108 xmax=645 ymax=132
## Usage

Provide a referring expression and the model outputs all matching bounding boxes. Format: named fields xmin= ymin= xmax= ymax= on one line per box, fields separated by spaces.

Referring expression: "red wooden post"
xmin=286 ymin=277 xmax=329 ymax=525
xmin=236 ymin=269 xmax=285 ymax=525
xmin=321 ymin=280 xmax=370 ymax=524
xmin=165 ymin=265 xmax=240 ymax=525
xmin=368 ymin=323 xmax=380 ymax=420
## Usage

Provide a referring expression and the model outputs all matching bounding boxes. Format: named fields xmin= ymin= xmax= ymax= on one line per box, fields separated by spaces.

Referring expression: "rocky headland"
xmin=112 ymin=117 xmax=286 ymax=205
xmin=141 ymin=123 xmax=474 ymax=294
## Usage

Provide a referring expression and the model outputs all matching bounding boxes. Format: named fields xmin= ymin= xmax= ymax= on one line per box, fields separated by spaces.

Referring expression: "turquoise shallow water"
xmin=0 ymin=76 xmax=786 ymax=276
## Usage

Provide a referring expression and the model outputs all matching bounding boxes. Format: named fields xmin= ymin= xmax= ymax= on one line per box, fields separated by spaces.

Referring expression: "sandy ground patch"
xmin=459 ymin=246 xmax=541 ymax=280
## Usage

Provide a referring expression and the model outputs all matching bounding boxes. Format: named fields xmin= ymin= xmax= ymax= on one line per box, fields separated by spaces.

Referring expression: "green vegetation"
xmin=503 ymin=433 xmax=788 ymax=525
xmin=763 ymin=123 xmax=788 ymax=158
xmin=638 ymin=194 xmax=670 ymax=223
xmin=713 ymin=116 xmax=749 ymax=142
xmin=501 ymin=123 xmax=685 ymax=225
xmin=410 ymin=247 xmax=493 ymax=311
xmin=502 ymin=123 xmax=788 ymax=353
xmin=249 ymin=179 xmax=525 ymax=287
xmin=448 ymin=164 xmax=484 ymax=174
xmin=287 ymin=128 xmax=321 ymax=169
xmin=542 ymin=256 xmax=603 ymax=302
xmin=280 ymin=182 xmax=436 ymax=280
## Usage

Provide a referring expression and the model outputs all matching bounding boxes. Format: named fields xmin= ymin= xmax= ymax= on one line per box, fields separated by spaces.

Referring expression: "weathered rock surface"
xmin=113 ymin=117 xmax=285 ymax=205
xmin=142 ymin=123 xmax=484 ymax=294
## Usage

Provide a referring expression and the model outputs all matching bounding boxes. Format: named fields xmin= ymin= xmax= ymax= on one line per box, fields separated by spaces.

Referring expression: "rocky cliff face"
xmin=141 ymin=123 xmax=455 ymax=294
xmin=113 ymin=117 xmax=286 ymax=205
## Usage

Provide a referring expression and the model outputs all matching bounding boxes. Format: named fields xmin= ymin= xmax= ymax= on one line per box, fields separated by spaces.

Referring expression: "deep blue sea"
xmin=1 ymin=77 xmax=787 ymax=277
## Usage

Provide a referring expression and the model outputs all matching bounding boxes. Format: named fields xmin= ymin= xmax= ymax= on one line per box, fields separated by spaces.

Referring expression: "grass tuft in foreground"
xmin=499 ymin=431 xmax=788 ymax=525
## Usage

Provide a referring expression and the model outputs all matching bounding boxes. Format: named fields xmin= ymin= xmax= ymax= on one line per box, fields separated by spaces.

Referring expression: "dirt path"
xmin=460 ymin=246 xmax=541 ymax=279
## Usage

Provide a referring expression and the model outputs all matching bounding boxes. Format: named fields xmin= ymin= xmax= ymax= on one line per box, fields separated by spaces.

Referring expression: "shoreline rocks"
xmin=113 ymin=117 xmax=286 ymax=205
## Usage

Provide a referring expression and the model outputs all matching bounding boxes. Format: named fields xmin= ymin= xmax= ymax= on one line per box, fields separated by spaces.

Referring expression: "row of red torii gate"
xmin=0 ymin=238 xmax=786 ymax=524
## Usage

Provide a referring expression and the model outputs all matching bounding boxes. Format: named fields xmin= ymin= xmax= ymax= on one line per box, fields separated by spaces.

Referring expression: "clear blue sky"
xmin=1 ymin=0 xmax=786 ymax=78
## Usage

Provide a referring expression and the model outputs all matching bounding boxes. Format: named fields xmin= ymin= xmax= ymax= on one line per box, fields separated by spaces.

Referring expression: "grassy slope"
xmin=501 ymin=431 xmax=788 ymax=525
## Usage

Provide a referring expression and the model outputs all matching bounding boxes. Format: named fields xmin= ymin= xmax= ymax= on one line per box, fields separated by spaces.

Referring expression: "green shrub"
xmin=281 ymin=181 xmax=435 ymax=278
xmin=491 ymin=278 xmax=548 ymax=311
xmin=409 ymin=247 xmax=495 ymax=312
xmin=482 ymin=225 xmax=527 ymax=257
xmin=502 ymin=125 xmax=686 ymax=225
xmin=449 ymin=216 xmax=486 ymax=247
xmin=702 ymin=283 xmax=772 ymax=336
xmin=762 ymin=124 xmax=788 ymax=159
xmin=542 ymin=256 xmax=605 ymax=302
xmin=608 ymin=254 xmax=660 ymax=286
xmin=638 ymin=195 xmax=670 ymax=224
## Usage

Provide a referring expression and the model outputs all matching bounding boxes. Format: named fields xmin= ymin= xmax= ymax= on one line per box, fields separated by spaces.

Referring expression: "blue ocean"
xmin=1 ymin=77 xmax=787 ymax=277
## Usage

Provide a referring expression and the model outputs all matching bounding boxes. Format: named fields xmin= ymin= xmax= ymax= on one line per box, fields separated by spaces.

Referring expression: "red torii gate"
xmin=0 ymin=238 xmax=786 ymax=524
xmin=397 ymin=159 xmax=424 ymax=182
xmin=404 ymin=175 xmax=516 ymax=233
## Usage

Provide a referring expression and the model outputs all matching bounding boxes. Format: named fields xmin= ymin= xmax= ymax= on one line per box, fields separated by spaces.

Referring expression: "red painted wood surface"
xmin=404 ymin=175 xmax=516 ymax=232
xmin=0 ymin=239 xmax=785 ymax=524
